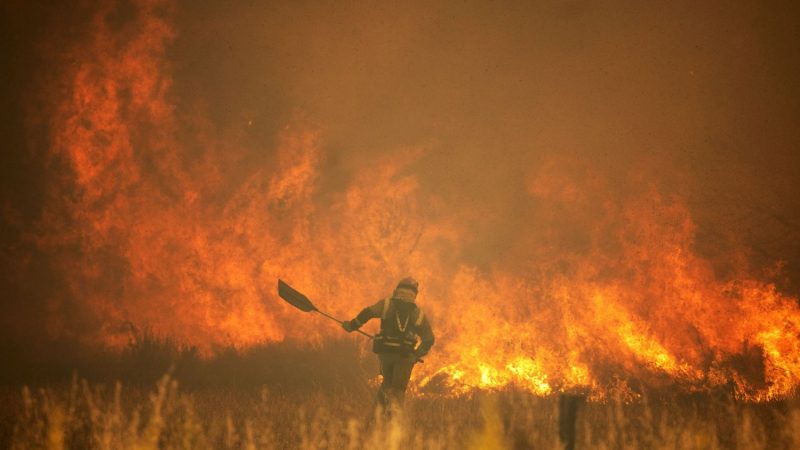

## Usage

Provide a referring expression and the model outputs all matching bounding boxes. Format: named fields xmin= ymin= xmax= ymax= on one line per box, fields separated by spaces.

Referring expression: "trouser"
xmin=377 ymin=353 xmax=416 ymax=411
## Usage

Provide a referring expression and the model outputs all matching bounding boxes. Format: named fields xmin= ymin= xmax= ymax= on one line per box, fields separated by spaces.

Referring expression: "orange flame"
xmin=31 ymin=0 xmax=800 ymax=401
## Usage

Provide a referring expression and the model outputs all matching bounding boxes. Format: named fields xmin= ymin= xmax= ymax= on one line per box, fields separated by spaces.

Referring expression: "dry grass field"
xmin=2 ymin=338 xmax=799 ymax=450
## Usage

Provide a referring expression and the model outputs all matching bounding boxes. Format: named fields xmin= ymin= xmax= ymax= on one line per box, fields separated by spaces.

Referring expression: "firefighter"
xmin=342 ymin=277 xmax=435 ymax=413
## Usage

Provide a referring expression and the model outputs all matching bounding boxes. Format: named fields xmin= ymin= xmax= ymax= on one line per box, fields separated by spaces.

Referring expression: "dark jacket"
xmin=352 ymin=298 xmax=435 ymax=357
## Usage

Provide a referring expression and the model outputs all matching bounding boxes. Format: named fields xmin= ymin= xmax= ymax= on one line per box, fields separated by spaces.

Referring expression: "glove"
xmin=342 ymin=320 xmax=355 ymax=332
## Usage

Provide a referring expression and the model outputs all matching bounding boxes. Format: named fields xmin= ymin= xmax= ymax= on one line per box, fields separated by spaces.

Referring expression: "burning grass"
xmin=7 ymin=1 xmax=800 ymax=448
xmin=27 ymin=0 xmax=800 ymax=401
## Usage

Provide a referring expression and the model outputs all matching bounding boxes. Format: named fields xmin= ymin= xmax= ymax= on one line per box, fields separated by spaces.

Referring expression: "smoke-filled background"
xmin=2 ymin=0 xmax=800 ymax=400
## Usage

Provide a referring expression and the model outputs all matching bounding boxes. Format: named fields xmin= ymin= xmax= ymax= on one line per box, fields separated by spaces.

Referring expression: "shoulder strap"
xmin=381 ymin=297 xmax=391 ymax=320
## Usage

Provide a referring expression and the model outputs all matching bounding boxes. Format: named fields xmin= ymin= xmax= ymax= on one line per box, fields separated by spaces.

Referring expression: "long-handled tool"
xmin=277 ymin=279 xmax=423 ymax=363
xmin=278 ymin=279 xmax=374 ymax=339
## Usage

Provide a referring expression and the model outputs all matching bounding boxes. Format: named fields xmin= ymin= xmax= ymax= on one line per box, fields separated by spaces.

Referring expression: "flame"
xmin=29 ymin=0 xmax=800 ymax=401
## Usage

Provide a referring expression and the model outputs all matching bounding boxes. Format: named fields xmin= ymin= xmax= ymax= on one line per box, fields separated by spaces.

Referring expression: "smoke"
xmin=2 ymin=0 xmax=800 ymax=398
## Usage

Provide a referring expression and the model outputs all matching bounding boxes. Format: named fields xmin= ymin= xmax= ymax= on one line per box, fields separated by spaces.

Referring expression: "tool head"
xmin=278 ymin=279 xmax=317 ymax=312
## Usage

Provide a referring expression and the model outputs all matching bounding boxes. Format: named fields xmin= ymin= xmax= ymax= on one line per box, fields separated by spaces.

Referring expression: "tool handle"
xmin=315 ymin=310 xmax=424 ymax=362
xmin=314 ymin=309 xmax=374 ymax=339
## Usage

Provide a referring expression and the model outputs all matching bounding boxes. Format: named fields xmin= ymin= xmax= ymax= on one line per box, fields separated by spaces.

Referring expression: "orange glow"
xmin=33 ymin=0 xmax=800 ymax=402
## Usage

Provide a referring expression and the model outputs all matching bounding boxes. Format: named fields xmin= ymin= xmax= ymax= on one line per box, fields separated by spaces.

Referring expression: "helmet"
xmin=392 ymin=277 xmax=419 ymax=302
xmin=396 ymin=277 xmax=419 ymax=293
